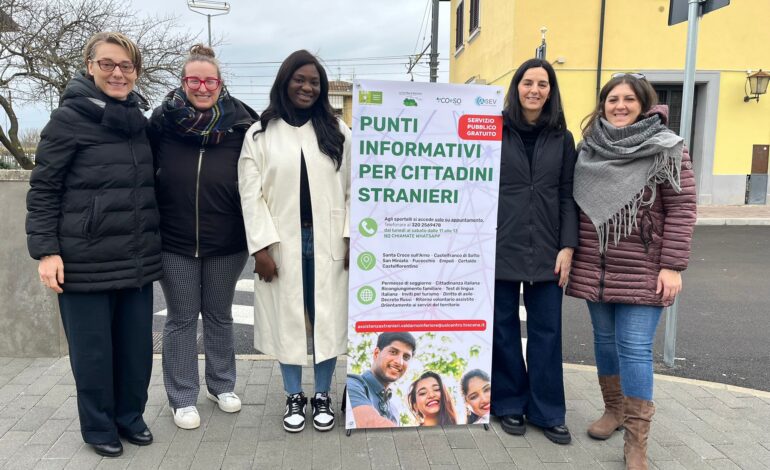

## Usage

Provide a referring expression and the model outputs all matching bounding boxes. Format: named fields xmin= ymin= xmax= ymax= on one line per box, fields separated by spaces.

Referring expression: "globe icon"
xmin=357 ymin=286 xmax=376 ymax=305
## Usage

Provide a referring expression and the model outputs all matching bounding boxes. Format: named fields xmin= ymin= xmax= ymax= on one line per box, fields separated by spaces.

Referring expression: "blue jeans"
xmin=279 ymin=227 xmax=337 ymax=395
xmin=587 ymin=301 xmax=663 ymax=401
xmin=491 ymin=280 xmax=566 ymax=427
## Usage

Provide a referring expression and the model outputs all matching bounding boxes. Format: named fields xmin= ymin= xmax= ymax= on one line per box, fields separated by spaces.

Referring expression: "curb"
xmin=564 ymin=363 xmax=770 ymax=399
xmin=697 ymin=218 xmax=770 ymax=226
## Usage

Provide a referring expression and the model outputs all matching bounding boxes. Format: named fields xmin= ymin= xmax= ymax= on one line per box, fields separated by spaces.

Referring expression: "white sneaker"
xmin=172 ymin=406 xmax=200 ymax=429
xmin=283 ymin=392 xmax=307 ymax=433
xmin=206 ymin=391 xmax=242 ymax=413
xmin=311 ymin=392 xmax=335 ymax=431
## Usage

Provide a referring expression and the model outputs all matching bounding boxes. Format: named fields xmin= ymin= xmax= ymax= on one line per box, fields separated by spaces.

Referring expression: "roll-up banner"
xmin=345 ymin=80 xmax=503 ymax=429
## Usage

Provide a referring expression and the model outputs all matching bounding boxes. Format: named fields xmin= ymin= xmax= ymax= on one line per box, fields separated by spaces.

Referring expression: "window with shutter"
xmin=469 ymin=0 xmax=480 ymax=33
xmin=455 ymin=1 xmax=464 ymax=51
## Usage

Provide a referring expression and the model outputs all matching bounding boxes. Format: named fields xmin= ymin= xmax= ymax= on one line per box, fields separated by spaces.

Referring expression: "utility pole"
xmin=408 ymin=43 xmax=431 ymax=82
xmin=429 ymin=0 xmax=440 ymax=82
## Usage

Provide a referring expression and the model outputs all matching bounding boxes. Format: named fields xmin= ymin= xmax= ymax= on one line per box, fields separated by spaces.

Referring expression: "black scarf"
xmin=61 ymin=73 xmax=148 ymax=136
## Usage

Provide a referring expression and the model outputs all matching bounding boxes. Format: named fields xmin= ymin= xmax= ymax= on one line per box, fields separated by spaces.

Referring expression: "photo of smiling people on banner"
xmin=345 ymin=79 xmax=503 ymax=430
xmin=346 ymin=332 xmax=490 ymax=427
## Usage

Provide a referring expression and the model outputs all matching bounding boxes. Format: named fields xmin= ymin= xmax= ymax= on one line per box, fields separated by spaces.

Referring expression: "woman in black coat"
xmin=491 ymin=58 xmax=578 ymax=444
xmin=26 ymin=32 xmax=161 ymax=457
xmin=148 ymin=44 xmax=257 ymax=430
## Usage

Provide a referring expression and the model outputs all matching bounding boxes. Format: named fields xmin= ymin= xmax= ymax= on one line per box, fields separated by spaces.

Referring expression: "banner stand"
xmin=345 ymin=80 xmax=504 ymax=433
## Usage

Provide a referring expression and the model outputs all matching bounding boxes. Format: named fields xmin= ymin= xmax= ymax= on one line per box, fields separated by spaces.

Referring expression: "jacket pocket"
xmin=268 ymin=216 xmax=282 ymax=268
xmin=330 ymin=209 xmax=346 ymax=261
xmin=82 ymin=195 xmax=100 ymax=239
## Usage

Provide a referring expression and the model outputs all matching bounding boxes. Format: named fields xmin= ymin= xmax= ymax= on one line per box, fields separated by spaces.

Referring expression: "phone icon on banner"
xmin=358 ymin=218 xmax=378 ymax=237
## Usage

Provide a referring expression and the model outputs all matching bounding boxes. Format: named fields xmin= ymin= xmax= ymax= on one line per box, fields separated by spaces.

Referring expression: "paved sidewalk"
xmin=697 ymin=205 xmax=770 ymax=225
xmin=0 ymin=357 xmax=768 ymax=469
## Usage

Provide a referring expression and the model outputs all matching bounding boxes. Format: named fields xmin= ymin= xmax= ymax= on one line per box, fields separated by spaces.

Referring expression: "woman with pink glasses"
xmin=148 ymin=44 xmax=258 ymax=430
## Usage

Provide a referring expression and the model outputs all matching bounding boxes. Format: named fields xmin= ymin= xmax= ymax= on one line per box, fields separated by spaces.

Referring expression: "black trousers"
xmin=491 ymin=280 xmax=566 ymax=427
xmin=58 ymin=285 xmax=153 ymax=444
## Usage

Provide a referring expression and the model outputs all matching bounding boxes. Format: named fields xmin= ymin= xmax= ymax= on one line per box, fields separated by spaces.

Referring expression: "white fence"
xmin=0 ymin=154 xmax=34 ymax=168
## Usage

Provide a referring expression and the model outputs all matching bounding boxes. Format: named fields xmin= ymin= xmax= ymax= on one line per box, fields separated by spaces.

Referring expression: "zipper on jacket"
xmin=598 ymin=252 xmax=606 ymax=301
xmin=194 ymin=147 xmax=205 ymax=257
xmin=515 ymin=130 xmax=545 ymax=285
xmin=129 ymin=137 xmax=142 ymax=281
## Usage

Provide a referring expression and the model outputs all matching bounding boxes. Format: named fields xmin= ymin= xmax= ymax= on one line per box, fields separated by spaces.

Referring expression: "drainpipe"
xmin=596 ymin=0 xmax=607 ymax=97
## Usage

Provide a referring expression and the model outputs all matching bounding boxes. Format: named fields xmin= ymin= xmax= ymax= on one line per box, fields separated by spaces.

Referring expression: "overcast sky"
xmin=14 ymin=0 xmax=451 ymax=131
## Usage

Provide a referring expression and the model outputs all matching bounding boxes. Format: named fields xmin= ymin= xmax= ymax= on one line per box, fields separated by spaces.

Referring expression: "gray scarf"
xmin=574 ymin=114 xmax=684 ymax=253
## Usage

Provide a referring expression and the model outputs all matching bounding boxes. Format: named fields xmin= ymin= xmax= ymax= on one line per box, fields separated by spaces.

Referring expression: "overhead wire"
xmin=413 ymin=0 xmax=432 ymax=55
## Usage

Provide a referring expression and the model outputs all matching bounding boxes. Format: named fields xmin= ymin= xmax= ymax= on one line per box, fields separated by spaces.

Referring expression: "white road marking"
xmin=236 ymin=279 xmax=254 ymax=293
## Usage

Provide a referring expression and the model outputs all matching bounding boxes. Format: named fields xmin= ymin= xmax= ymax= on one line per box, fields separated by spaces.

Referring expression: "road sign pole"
xmin=664 ymin=0 xmax=703 ymax=369
xmin=679 ymin=0 xmax=702 ymax=145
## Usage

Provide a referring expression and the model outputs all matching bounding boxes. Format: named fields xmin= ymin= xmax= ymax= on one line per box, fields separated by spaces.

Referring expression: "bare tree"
xmin=0 ymin=0 xmax=198 ymax=169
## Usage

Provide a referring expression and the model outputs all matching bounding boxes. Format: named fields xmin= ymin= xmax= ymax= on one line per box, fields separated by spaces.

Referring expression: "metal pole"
xmin=429 ymin=0 xmax=440 ymax=83
xmin=535 ymin=27 xmax=547 ymax=60
xmin=207 ymin=14 xmax=212 ymax=46
xmin=663 ymin=0 xmax=702 ymax=369
xmin=187 ymin=2 xmax=230 ymax=47
xmin=595 ymin=0 xmax=607 ymax=98
xmin=679 ymin=0 xmax=702 ymax=146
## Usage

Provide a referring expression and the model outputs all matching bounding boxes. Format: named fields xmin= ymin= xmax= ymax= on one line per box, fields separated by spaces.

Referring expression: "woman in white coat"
xmin=239 ymin=50 xmax=351 ymax=433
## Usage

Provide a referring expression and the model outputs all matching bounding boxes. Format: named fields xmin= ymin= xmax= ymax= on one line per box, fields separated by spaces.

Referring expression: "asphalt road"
xmin=152 ymin=225 xmax=770 ymax=392
xmin=562 ymin=226 xmax=770 ymax=392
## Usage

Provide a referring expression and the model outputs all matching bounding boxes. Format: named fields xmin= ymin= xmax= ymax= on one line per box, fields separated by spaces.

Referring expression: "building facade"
xmin=449 ymin=0 xmax=770 ymax=205
xmin=329 ymin=80 xmax=353 ymax=127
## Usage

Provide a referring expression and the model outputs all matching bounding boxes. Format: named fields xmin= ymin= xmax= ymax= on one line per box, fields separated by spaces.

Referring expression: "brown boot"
xmin=587 ymin=375 xmax=624 ymax=440
xmin=623 ymin=396 xmax=655 ymax=470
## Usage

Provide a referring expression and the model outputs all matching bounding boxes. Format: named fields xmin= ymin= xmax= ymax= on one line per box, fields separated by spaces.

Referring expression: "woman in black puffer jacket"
xmin=492 ymin=58 xmax=578 ymax=445
xmin=148 ymin=45 xmax=257 ymax=430
xmin=26 ymin=32 xmax=161 ymax=458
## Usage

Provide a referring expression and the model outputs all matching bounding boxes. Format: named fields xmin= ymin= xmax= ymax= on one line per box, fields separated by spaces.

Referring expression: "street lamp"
xmin=187 ymin=0 xmax=230 ymax=47
xmin=744 ymin=69 xmax=770 ymax=103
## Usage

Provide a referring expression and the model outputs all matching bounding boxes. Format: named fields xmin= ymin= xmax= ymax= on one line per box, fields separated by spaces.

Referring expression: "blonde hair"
xmin=83 ymin=32 xmax=142 ymax=75
xmin=182 ymin=44 xmax=221 ymax=79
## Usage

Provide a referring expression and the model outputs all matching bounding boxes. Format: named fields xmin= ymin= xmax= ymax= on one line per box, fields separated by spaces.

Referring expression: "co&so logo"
xmin=435 ymin=96 xmax=462 ymax=105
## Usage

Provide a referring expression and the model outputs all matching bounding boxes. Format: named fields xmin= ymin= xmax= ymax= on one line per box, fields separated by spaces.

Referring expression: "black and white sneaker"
xmin=283 ymin=392 xmax=307 ymax=432
xmin=311 ymin=392 xmax=335 ymax=431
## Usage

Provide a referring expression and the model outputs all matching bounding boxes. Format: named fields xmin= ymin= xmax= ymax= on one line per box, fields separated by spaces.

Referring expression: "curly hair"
xmin=407 ymin=371 xmax=458 ymax=426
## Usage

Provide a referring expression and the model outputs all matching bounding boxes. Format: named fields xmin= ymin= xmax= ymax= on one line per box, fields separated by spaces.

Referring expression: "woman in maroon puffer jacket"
xmin=566 ymin=74 xmax=696 ymax=470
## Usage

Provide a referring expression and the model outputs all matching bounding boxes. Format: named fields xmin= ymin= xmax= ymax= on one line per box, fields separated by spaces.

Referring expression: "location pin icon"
xmin=357 ymin=252 xmax=376 ymax=271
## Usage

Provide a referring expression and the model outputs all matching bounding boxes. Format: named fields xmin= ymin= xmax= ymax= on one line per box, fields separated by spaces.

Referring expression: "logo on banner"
xmin=475 ymin=96 xmax=498 ymax=106
xmin=435 ymin=96 xmax=462 ymax=105
xmin=359 ymin=90 xmax=383 ymax=105
xmin=403 ymin=98 xmax=418 ymax=107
